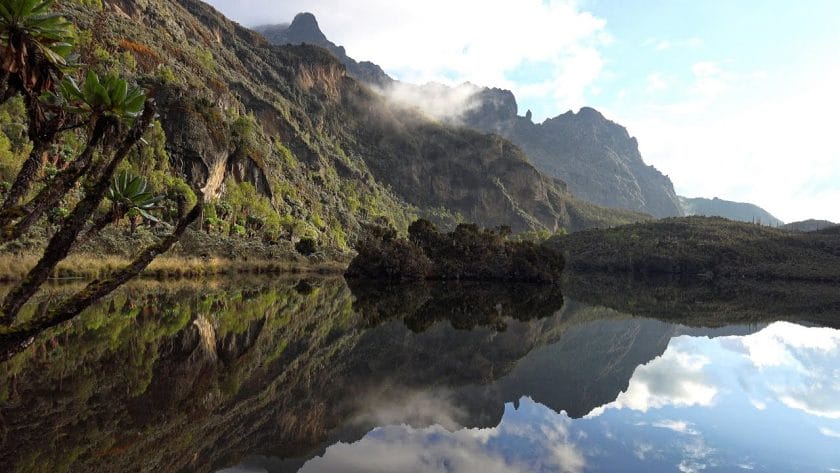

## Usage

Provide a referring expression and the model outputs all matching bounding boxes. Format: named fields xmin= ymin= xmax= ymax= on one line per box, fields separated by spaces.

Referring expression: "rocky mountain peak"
xmin=255 ymin=11 xmax=679 ymax=219
xmin=576 ymin=106 xmax=605 ymax=120
xmin=255 ymin=13 xmax=393 ymax=87
xmin=284 ymin=12 xmax=328 ymax=44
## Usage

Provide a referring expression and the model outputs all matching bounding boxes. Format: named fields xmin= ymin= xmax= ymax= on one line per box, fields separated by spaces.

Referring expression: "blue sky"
xmin=206 ymin=0 xmax=840 ymax=223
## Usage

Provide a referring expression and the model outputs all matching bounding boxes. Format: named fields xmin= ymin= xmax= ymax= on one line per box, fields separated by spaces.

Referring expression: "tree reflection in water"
xmin=0 ymin=276 xmax=838 ymax=472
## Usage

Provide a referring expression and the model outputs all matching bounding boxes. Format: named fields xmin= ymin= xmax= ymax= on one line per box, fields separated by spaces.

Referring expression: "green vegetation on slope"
xmin=0 ymin=0 xmax=648 ymax=264
xmin=548 ymin=216 xmax=840 ymax=281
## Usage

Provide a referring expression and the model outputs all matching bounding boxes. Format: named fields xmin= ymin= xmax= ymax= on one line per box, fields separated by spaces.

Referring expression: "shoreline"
xmin=0 ymin=253 xmax=350 ymax=283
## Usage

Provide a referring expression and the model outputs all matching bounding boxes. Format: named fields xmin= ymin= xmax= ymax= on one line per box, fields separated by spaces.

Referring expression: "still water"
xmin=1 ymin=277 xmax=838 ymax=472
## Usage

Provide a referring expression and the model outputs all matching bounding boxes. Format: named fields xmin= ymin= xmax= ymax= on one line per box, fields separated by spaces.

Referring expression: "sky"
xmin=205 ymin=0 xmax=840 ymax=223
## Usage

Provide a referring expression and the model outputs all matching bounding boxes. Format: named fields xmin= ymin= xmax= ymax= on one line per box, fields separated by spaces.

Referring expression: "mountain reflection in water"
xmin=0 ymin=276 xmax=838 ymax=473
xmin=288 ymin=322 xmax=840 ymax=473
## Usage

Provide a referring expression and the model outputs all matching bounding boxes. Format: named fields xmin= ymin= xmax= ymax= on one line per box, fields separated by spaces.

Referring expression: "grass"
xmin=0 ymin=253 xmax=347 ymax=283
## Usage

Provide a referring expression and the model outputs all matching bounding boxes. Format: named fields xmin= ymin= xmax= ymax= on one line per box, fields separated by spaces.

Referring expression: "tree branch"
xmin=0 ymin=198 xmax=203 ymax=362
xmin=0 ymin=117 xmax=111 ymax=243
xmin=0 ymin=101 xmax=156 ymax=326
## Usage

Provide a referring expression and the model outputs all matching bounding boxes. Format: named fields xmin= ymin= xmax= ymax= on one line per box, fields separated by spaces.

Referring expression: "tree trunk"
xmin=0 ymin=103 xmax=155 ymax=326
xmin=0 ymin=140 xmax=49 ymax=212
xmin=75 ymin=209 xmax=118 ymax=248
xmin=0 ymin=70 xmax=10 ymax=105
xmin=0 ymin=95 xmax=63 ymax=215
xmin=0 ymin=118 xmax=109 ymax=243
xmin=0 ymin=198 xmax=203 ymax=361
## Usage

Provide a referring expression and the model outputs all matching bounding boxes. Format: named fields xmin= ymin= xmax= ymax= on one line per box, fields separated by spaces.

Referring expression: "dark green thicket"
xmin=346 ymin=219 xmax=565 ymax=283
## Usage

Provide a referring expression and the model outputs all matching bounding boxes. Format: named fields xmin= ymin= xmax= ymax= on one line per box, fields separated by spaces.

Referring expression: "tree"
xmin=0 ymin=0 xmax=75 ymax=210
xmin=0 ymin=2 xmax=203 ymax=360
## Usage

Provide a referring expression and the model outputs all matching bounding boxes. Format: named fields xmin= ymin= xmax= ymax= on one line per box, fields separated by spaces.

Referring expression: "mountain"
xmin=461 ymin=90 xmax=684 ymax=218
xmin=782 ymin=219 xmax=837 ymax=232
xmin=44 ymin=0 xmax=647 ymax=249
xmin=254 ymin=13 xmax=393 ymax=87
xmin=257 ymin=15 xmax=682 ymax=219
xmin=680 ymin=196 xmax=783 ymax=226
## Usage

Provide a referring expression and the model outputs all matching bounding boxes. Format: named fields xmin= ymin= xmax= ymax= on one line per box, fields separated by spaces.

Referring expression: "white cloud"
xmin=612 ymin=63 xmax=840 ymax=223
xmin=589 ymin=322 xmax=840 ymax=425
xmin=653 ymin=420 xmax=699 ymax=435
xmin=300 ymin=399 xmax=586 ymax=473
xmin=820 ymin=427 xmax=840 ymax=439
xmin=647 ymin=72 xmax=669 ymax=92
xmin=677 ymin=436 xmax=715 ymax=473
xmin=749 ymin=399 xmax=767 ymax=411
xmin=655 ymin=40 xmax=672 ymax=51
xmin=644 ymin=37 xmax=704 ymax=52
xmin=593 ymin=348 xmax=717 ymax=414
xmin=633 ymin=442 xmax=654 ymax=460
xmin=349 ymin=387 xmax=468 ymax=431
xmin=376 ymin=82 xmax=484 ymax=123
xmin=206 ymin=0 xmax=607 ymax=120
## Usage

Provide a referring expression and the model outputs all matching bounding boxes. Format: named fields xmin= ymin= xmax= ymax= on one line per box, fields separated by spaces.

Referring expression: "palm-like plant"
xmin=0 ymin=0 xmax=75 ymax=98
xmin=59 ymin=71 xmax=146 ymax=121
xmin=106 ymin=170 xmax=162 ymax=233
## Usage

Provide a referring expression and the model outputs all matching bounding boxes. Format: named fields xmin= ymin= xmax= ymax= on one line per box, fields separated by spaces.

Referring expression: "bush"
xmin=347 ymin=219 xmax=565 ymax=283
xmin=295 ymin=237 xmax=317 ymax=256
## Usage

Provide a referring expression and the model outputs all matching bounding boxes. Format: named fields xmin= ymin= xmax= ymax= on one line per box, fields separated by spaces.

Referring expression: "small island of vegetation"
xmin=346 ymin=219 xmax=565 ymax=283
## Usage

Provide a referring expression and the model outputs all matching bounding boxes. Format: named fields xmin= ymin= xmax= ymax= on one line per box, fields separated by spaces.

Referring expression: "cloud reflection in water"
xmin=298 ymin=322 xmax=840 ymax=472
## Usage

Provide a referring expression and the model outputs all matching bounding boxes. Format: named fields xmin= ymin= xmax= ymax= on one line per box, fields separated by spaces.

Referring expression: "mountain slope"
xmin=782 ymin=219 xmax=837 ymax=232
xmin=50 ymin=0 xmax=644 ymax=243
xmin=257 ymin=15 xmax=681 ymax=219
xmin=680 ymin=196 xmax=783 ymax=226
xmin=462 ymin=91 xmax=684 ymax=218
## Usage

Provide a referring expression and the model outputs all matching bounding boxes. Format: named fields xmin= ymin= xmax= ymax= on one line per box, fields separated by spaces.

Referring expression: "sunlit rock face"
xmin=462 ymin=103 xmax=684 ymax=218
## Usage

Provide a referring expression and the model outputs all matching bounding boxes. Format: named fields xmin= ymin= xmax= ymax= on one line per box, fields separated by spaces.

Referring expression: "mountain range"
xmin=258 ymin=13 xmax=684 ymax=219
xmin=48 ymin=0 xmax=650 ymax=253
xmin=6 ymin=0 xmax=796 ymax=261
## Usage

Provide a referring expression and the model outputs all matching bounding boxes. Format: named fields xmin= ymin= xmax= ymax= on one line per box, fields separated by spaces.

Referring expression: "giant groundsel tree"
xmin=0 ymin=0 xmax=204 ymax=360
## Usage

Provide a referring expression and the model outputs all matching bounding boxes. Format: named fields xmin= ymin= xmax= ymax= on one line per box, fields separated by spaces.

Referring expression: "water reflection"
xmin=296 ymin=322 xmax=840 ymax=473
xmin=0 ymin=277 xmax=838 ymax=472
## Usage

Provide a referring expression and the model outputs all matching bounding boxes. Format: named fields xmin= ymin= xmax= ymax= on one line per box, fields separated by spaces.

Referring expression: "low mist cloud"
xmin=374 ymin=82 xmax=483 ymax=123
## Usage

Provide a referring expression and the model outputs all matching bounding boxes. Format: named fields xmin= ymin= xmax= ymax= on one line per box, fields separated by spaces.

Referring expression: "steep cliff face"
xmin=462 ymin=92 xmax=683 ymax=218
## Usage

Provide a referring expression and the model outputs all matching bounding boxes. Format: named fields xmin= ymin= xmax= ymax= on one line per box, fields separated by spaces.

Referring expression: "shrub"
xmin=348 ymin=219 xmax=565 ymax=283
xmin=295 ymin=237 xmax=317 ymax=256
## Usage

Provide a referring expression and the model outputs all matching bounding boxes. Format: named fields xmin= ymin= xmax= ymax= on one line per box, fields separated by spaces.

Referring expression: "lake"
xmin=1 ymin=275 xmax=838 ymax=472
